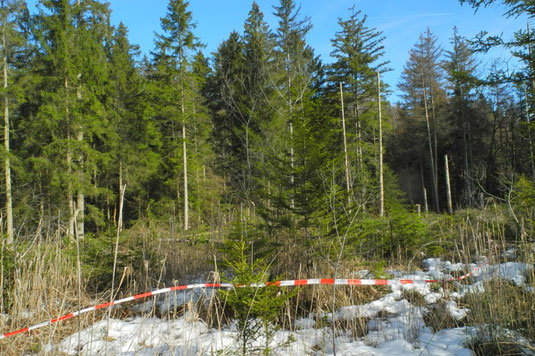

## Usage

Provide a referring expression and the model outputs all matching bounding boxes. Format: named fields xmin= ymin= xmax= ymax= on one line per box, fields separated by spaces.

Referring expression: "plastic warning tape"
xmin=0 ymin=264 xmax=485 ymax=339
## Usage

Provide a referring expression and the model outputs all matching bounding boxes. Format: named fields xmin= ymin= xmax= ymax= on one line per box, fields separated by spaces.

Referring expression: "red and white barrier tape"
xmin=0 ymin=264 xmax=485 ymax=340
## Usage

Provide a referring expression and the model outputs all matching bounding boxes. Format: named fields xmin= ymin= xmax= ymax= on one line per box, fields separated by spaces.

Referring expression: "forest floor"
xmin=53 ymin=253 xmax=534 ymax=355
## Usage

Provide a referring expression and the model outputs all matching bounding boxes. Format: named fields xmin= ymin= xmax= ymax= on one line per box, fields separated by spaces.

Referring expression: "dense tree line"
xmin=1 ymin=0 xmax=534 ymax=258
xmin=393 ymin=1 xmax=535 ymax=212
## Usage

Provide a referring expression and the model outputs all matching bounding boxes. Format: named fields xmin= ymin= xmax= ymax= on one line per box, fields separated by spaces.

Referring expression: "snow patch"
xmin=55 ymin=257 xmax=531 ymax=355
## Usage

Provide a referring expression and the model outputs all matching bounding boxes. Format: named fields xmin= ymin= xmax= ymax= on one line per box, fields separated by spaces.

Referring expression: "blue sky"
xmin=27 ymin=1 xmax=527 ymax=101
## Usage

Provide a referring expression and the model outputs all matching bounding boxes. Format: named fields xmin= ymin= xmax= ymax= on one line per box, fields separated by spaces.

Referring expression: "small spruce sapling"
xmin=220 ymin=239 xmax=292 ymax=355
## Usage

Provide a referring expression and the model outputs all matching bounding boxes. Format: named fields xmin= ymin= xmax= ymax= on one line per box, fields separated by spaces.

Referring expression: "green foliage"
xmin=64 ymin=228 xmax=158 ymax=292
xmin=459 ymin=0 xmax=535 ymax=18
xmin=510 ymin=176 xmax=535 ymax=238
xmin=209 ymin=3 xmax=277 ymax=205
xmin=21 ymin=0 xmax=115 ymax=235
xmin=148 ymin=0 xmax=216 ymax=229
xmin=335 ymin=203 xmax=429 ymax=260
xmin=4 ymin=2 xmax=535 ymax=334
xmin=218 ymin=218 xmax=277 ymax=263
xmin=442 ymin=27 xmax=488 ymax=208
xmin=219 ymin=239 xmax=291 ymax=355
xmin=327 ymin=6 xmax=390 ymax=210
xmin=0 ymin=243 xmax=16 ymax=310
xmin=105 ymin=22 xmax=161 ymax=219
xmin=396 ymin=28 xmax=447 ymax=213
xmin=370 ymin=260 xmax=389 ymax=278
xmin=511 ymin=176 xmax=535 ymax=216
xmin=385 ymin=203 xmax=430 ymax=256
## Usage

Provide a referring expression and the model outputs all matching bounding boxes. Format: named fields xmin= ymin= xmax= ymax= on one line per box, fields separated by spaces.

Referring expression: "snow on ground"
xmin=57 ymin=314 xmax=475 ymax=355
xmin=53 ymin=257 xmax=533 ymax=355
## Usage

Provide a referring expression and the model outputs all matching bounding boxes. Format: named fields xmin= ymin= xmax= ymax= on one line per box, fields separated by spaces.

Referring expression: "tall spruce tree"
xmin=443 ymin=27 xmax=480 ymax=206
xmin=106 ymin=23 xmax=161 ymax=227
xmin=151 ymin=0 xmax=203 ymax=231
xmin=188 ymin=50 xmax=214 ymax=221
xmin=329 ymin=7 xmax=388 ymax=211
xmin=240 ymin=2 xmax=275 ymax=204
xmin=210 ymin=31 xmax=247 ymax=197
xmin=265 ymin=0 xmax=319 ymax=228
xmin=398 ymin=29 xmax=446 ymax=211
xmin=210 ymin=3 xmax=276 ymax=206
xmin=0 ymin=0 xmax=27 ymax=243
xmin=30 ymin=0 xmax=111 ymax=238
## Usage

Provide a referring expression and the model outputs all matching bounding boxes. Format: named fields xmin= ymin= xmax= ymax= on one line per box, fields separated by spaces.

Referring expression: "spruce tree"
xmin=210 ymin=3 xmax=276 ymax=206
xmin=0 ymin=0 xmax=27 ymax=243
xmin=106 ymin=22 xmax=161 ymax=226
xmin=398 ymin=29 xmax=446 ymax=212
xmin=240 ymin=2 xmax=275 ymax=204
xmin=151 ymin=0 xmax=203 ymax=231
xmin=210 ymin=31 xmax=247 ymax=196
xmin=188 ymin=50 xmax=214 ymax=221
xmin=443 ymin=27 xmax=480 ymax=206
xmin=328 ymin=6 xmax=388 ymax=211
xmin=264 ymin=0 xmax=319 ymax=228
xmin=273 ymin=0 xmax=314 ymax=192
xmin=30 ymin=0 xmax=111 ymax=237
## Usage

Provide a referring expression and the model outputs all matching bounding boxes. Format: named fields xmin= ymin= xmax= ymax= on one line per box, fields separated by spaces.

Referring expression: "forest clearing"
xmin=0 ymin=0 xmax=534 ymax=354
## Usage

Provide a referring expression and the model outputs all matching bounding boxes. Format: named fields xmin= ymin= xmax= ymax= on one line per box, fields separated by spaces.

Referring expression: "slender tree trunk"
xmin=353 ymin=75 xmax=365 ymax=209
xmin=75 ymin=75 xmax=84 ymax=238
xmin=339 ymin=83 xmax=351 ymax=203
xmin=423 ymin=187 xmax=429 ymax=213
xmin=354 ymin=88 xmax=364 ymax=176
xmin=182 ymin=120 xmax=189 ymax=231
xmin=419 ymin=158 xmax=428 ymax=212
xmin=181 ymin=92 xmax=189 ymax=231
xmin=2 ymin=29 xmax=12 ymax=244
xmin=525 ymin=91 xmax=535 ymax=179
xmin=76 ymin=129 xmax=84 ymax=238
xmin=67 ymin=146 xmax=74 ymax=237
xmin=37 ymin=182 xmax=44 ymax=236
xmin=178 ymin=49 xmax=189 ymax=231
xmin=527 ymin=23 xmax=535 ymax=179
xmin=422 ymin=84 xmax=439 ymax=211
xmin=68 ymin=0 xmax=84 ymax=238
xmin=430 ymin=94 xmax=439 ymax=198
xmin=65 ymin=77 xmax=75 ymax=238
xmin=354 ymin=77 xmax=362 ymax=168
xmin=486 ymin=83 xmax=501 ymax=190
xmin=107 ymin=183 xmax=125 ymax=347
xmin=118 ymin=161 xmax=123 ymax=232
xmin=460 ymin=88 xmax=473 ymax=206
xmin=377 ymin=71 xmax=384 ymax=217
xmin=245 ymin=124 xmax=251 ymax=198
xmin=287 ymin=52 xmax=295 ymax=210
xmin=356 ymin=120 xmax=363 ymax=167
xmin=445 ymin=154 xmax=453 ymax=214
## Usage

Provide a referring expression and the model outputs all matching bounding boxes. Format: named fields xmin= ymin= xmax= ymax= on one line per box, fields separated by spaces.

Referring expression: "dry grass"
xmin=466 ymin=337 xmax=535 ymax=356
xmin=401 ymin=290 xmax=427 ymax=307
xmin=423 ymin=301 xmax=463 ymax=332
xmin=0 ymin=234 xmax=95 ymax=354
xmin=427 ymin=208 xmax=535 ymax=354
xmin=1 ymin=206 xmax=534 ymax=354
xmin=0 ymin=218 xmax=225 ymax=355
xmin=461 ymin=279 xmax=535 ymax=352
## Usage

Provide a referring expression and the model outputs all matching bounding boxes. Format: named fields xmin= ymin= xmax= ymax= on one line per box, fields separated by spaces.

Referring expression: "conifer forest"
xmin=0 ymin=0 xmax=534 ymax=354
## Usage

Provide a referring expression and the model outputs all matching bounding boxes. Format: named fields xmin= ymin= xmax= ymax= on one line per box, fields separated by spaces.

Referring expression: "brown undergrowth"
xmin=1 ymin=205 xmax=534 ymax=354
